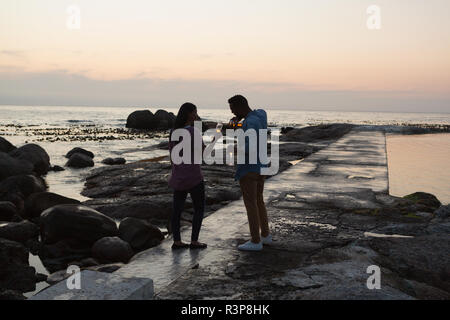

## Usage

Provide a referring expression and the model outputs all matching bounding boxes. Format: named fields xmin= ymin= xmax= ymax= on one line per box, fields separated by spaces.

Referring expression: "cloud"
xmin=0 ymin=70 xmax=449 ymax=112
xmin=0 ymin=50 xmax=26 ymax=59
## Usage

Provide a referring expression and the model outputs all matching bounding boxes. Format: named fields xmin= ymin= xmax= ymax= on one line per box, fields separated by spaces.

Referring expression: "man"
xmin=228 ymin=95 xmax=272 ymax=251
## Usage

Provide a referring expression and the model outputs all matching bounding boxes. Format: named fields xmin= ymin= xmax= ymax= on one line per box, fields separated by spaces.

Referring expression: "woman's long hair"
xmin=173 ymin=102 xmax=197 ymax=130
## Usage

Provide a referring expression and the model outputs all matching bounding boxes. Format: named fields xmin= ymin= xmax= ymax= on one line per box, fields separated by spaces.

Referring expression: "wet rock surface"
xmin=4 ymin=124 xmax=448 ymax=299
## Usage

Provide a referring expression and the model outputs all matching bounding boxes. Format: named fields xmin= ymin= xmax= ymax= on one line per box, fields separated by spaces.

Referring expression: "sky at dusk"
xmin=1 ymin=0 xmax=449 ymax=112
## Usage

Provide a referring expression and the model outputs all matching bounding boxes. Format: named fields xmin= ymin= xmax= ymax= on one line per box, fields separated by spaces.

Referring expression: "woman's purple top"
xmin=168 ymin=126 xmax=204 ymax=191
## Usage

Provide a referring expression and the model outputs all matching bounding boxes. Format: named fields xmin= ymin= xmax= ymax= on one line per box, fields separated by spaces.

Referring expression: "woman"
xmin=168 ymin=102 xmax=207 ymax=249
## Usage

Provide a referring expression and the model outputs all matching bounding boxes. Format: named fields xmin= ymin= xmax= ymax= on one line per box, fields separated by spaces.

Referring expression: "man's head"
xmin=228 ymin=95 xmax=251 ymax=120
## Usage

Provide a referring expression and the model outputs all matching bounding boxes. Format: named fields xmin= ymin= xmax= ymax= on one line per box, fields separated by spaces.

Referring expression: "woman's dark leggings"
xmin=171 ymin=181 xmax=205 ymax=242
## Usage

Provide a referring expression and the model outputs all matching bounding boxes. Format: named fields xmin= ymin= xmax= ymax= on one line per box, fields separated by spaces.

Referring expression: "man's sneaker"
xmin=261 ymin=234 xmax=273 ymax=245
xmin=238 ymin=240 xmax=263 ymax=251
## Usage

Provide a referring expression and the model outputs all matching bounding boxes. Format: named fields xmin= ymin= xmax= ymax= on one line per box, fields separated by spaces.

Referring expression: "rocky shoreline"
xmin=1 ymin=112 xmax=449 ymax=299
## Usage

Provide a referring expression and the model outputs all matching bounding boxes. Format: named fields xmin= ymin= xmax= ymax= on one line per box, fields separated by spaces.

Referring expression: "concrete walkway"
xmin=112 ymin=129 xmax=392 ymax=299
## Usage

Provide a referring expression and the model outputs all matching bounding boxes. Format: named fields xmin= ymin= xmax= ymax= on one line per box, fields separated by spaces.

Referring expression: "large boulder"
xmin=0 ymin=201 xmax=18 ymax=222
xmin=24 ymin=191 xmax=80 ymax=219
xmin=66 ymin=153 xmax=95 ymax=168
xmin=126 ymin=110 xmax=156 ymax=129
xmin=0 ymin=152 xmax=34 ymax=181
xmin=119 ymin=217 xmax=165 ymax=251
xmin=0 ymin=220 xmax=39 ymax=243
xmin=9 ymin=143 xmax=51 ymax=175
xmin=65 ymin=147 xmax=94 ymax=159
xmin=0 ymin=174 xmax=47 ymax=199
xmin=40 ymin=204 xmax=119 ymax=245
xmin=92 ymin=236 xmax=134 ymax=263
xmin=0 ymin=238 xmax=36 ymax=293
xmin=0 ymin=137 xmax=16 ymax=153
xmin=38 ymin=239 xmax=93 ymax=273
xmin=0 ymin=175 xmax=47 ymax=213
xmin=154 ymin=109 xmax=176 ymax=130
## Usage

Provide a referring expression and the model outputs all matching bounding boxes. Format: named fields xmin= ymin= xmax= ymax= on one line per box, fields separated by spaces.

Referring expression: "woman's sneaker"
xmin=261 ymin=234 xmax=273 ymax=245
xmin=238 ymin=240 xmax=263 ymax=251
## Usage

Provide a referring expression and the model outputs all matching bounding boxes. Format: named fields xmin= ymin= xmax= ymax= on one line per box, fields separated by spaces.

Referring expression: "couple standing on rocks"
xmin=168 ymin=95 xmax=272 ymax=251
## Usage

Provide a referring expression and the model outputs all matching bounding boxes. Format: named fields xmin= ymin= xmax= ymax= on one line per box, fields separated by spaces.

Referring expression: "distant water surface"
xmin=387 ymin=133 xmax=450 ymax=205
xmin=1 ymin=105 xmax=449 ymax=128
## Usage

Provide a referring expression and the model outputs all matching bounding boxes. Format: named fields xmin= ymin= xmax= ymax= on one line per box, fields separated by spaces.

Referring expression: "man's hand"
xmin=229 ymin=116 xmax=243 ymax=127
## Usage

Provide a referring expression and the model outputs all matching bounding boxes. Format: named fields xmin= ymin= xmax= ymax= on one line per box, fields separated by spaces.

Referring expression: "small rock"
xmin=92 ymin=236 xmax=134 ymax=263
xmin=65 ymin=147 xmax=94 ymax=159
xmin=118 ymin=217 xmax=165 ymax=251
xmin=66 ymin=153 xmax=94 ymax=168
xmin=51 ymin=165 xmax=65 ymax=172
xmin=403 ymin=192 xmax=441 ymax=212
xmin=102 ymin=157 xmax=126 ymax=165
